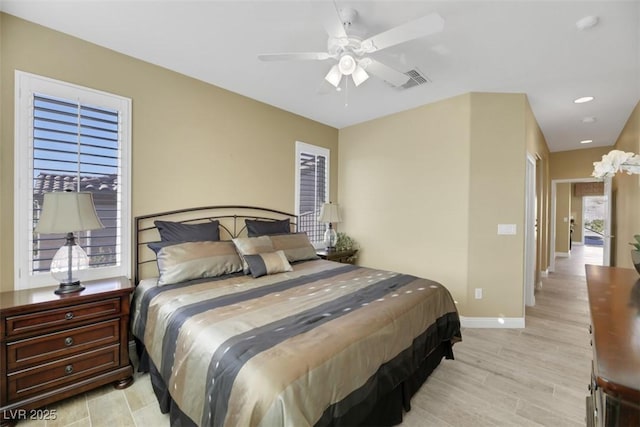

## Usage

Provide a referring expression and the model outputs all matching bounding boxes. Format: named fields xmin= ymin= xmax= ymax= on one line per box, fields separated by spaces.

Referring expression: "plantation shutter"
xmin=298 ymin=151 xmax=327 ymax=244
xmin=32 ymin=93 xmax=121 ymax=273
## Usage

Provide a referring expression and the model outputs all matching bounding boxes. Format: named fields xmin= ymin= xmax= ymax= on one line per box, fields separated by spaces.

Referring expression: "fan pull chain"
xmin=344 ymin=76 xmax=349 ymax=107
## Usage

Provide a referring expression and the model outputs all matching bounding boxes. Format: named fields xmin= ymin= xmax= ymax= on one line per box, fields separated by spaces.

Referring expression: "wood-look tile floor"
xmin=18 ymin=257 xmax=593 ymax=427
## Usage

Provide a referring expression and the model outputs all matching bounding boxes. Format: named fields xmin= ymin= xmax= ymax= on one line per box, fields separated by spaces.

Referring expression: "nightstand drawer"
xmin=7 ymin=319 xmax=120 ymax=371
xmin=7 ymin=344 xmax=120 ymax=402
xmin=5 ymin=298 xmax=121 ymax=337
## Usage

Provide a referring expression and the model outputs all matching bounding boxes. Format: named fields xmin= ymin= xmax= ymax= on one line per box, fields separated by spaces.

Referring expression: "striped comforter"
xmin=131 ymin=259 xmax=460 ymax=427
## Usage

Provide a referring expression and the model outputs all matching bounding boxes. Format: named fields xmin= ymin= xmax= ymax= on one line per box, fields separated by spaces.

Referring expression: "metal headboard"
xmin=134 ymin=205 xmax=298 ymax=284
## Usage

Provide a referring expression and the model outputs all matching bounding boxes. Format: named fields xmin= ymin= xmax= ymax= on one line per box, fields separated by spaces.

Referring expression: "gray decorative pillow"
xmin=243 ymin=250 xmax=293 ymax=278
xmin=245 ymin=219 xmax=291 ymax=237
xmin=269 ymin=233 xmax=319 ymax=262
xmin=155 ymin=240 xmax=242 ymax=286
xmin=232 ymin=236 xmax=275 ymax=274
xmin=147 ymin=241 xmax=179 ymax=254
xmin=155 ymin=220 xmax=220 ymax=242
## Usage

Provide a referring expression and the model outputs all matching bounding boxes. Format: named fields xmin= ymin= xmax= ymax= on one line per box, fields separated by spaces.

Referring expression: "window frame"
xmin=14 ymin=71 xmax=132 ymax=290
xmin=294 ymin=141 xmax=330 ymax=249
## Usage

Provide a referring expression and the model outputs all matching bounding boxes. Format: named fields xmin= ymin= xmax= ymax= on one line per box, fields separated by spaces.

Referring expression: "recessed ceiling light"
xmin=582 ymin=116 xmax=597 ymax=123
xmin=576 ymin=16 xmax=599 ymax=31
xmin=580 ymin=139 xmax=593 ymax=144
xmin=574 ymin=96 xmax=594 ymax=104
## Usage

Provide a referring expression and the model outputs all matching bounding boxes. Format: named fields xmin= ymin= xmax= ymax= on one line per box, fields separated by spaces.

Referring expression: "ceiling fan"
xmin=257 ymin=3 xmax=444 ymax=90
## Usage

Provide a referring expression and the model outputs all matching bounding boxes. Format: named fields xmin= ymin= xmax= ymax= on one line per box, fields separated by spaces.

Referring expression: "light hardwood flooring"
xmin=18 ymin=258 xmax=593 ymax=427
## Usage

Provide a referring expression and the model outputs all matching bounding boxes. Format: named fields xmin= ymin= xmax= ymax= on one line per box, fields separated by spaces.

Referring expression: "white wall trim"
xmin=460 ymin=316 xmax=525 ymax=328
xmin=555 ymin=252 xmax=570 ymax=258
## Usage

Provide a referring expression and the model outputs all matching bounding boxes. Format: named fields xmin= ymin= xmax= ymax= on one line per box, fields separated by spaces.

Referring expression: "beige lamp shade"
xmin=318 ymin=203 xmax=341 ymax=223
xmin=35 ymin=191 xmax=104 ymax=234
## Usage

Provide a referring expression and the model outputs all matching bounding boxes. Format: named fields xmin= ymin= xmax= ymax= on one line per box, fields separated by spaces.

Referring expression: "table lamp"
xmin=318 ymin=202 xmax=341 ymax=250
xmin=34 ymin=191 xmax=104 ymax=294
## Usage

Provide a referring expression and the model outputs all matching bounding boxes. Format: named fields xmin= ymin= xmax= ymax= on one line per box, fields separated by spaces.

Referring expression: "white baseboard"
xmin=572 ymin=241 xmax=584 ymax=246
xmin=555 ymin=252 xmax=570 ymax=258
xmin=540 ymin=269 xmax=549 ymax=277
xmin=460 ymin=316 xmax=525 ymax=329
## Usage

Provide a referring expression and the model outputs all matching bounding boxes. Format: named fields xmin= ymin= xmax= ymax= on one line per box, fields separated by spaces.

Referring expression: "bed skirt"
xmin=135 ymin=312 xmax=458 ymax=427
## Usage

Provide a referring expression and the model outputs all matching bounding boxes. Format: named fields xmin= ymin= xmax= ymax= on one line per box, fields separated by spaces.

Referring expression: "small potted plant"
xmin=335 ymin=232 xmax=359 ymax=263
xmin=631 ymin=235 xmax=640 ymax=275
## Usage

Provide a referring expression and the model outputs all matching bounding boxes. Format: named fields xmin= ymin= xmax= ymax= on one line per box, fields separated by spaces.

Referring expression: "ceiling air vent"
xmin=399 ymin=68 xmax=430 ymax=90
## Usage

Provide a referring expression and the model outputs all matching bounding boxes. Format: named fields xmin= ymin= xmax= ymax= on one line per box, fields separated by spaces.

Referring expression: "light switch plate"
xmin=497 ymin=224 xmax=517 ymax=235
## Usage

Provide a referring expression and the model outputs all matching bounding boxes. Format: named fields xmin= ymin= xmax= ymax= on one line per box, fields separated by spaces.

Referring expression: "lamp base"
xmin=323 ymin=224 xmax=337 ymax=250
xmin=54 ymin=281 xmax=85 ymax=295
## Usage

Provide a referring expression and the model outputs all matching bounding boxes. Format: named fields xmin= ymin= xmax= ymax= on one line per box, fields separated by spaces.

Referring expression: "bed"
xmin=131 ymin=206 xmax=461 ymax=427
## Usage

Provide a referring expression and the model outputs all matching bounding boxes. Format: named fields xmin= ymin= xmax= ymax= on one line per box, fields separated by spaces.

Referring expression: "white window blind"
xmin=15 ymin=71 xmax=131 ymax=289
xmin=32 ymin=94 xmax=120 ymax=272
xmin=295 ymin=142 xmax=329 ymax=246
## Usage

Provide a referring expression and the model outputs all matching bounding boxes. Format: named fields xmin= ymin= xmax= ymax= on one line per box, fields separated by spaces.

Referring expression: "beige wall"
xmin=466 ymin=93 xmax=527 ymax=317
xmin=612 ymin=100 xmax=640 ymax=269
xmin=549 ymin=146 xmax=611 ymax=180
xmin=339 ymin=92 xmax=547 ymax=318
xmin=0 ymin=14 xmax=339 ymax=292
xmin=338 ymin=94 xmax=472 ymax=312
xmin=555 ymin=183 xmax=571 ymax=254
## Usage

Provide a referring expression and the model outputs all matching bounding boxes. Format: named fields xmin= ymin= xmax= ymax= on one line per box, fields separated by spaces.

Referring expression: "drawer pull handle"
xmin=65 ymin=312 xmax=74 ymax=320
xmin=65 ymin=365 xmax=73 ymax=375
xmin=64 ymin=337 xmax=74 ymax=346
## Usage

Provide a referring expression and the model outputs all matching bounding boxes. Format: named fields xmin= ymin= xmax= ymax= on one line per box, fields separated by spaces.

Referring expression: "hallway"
xmin=553 ymin=244 xmax=603 ymax=276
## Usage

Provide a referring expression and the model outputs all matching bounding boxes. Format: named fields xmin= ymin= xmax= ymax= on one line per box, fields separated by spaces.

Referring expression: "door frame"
xmin=549 ymin=177 xmax=612 ymax=271
xmin=524 ymin=154 xmax=536 ymax=307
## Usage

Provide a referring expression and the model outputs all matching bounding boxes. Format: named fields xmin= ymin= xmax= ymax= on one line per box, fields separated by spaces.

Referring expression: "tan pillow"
xmin=156 ymin=241 xmax=243 ymax=286
xmin=243 ymin=250 xmax=293 ymax=278
xmin=232 ymin=236 xmax=275 ymax=274
xmin=269 ymin=233 xmax=319 ymax=262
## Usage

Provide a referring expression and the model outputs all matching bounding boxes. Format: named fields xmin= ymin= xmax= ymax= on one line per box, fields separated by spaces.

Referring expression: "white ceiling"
xmin=2 ymin=0 xmax=639 ymax=152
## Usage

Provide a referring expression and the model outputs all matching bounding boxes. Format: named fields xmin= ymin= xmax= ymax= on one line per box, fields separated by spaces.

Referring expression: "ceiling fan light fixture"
xmin=352 ymin=65 xmax=369 ymax=87
xmin=325 ymin=64 xmax=342 ymax=87
xmin=338 ymin=54 xmax=357 ymax=75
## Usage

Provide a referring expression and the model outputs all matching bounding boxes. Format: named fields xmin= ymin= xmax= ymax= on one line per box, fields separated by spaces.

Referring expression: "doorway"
xmin=583 ymin=196 xmax=606 ymax=247
xmin=549 ymin=178 xmax=611 ymax=273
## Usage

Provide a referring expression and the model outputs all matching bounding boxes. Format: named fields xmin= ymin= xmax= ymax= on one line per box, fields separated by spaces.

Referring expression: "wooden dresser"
xmin=585 ymin=265 xmax=640 ymax=427
xmin=0 ymin=277 xmax=134 ymax=425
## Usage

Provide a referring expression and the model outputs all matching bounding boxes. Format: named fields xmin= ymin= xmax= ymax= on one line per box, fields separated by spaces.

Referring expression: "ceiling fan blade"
xmin=315 ymin=0 xmax=348 ymax=39
xmin=258 ymin=52 xmax=332 ymax=61
xmin=365 ymin=59 xmax=409 ymax=87
xmin=360 ymin=12 xmax=444 ymax=53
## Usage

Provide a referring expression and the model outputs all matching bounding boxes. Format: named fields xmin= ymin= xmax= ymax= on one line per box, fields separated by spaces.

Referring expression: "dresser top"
xmin=585 ymin=264 xmax=640 ymax=399
xmin=0 ymin=276 xmax=133 ymax=312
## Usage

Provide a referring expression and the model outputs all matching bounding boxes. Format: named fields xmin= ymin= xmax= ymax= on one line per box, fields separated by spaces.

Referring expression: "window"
xmin=295 ymin=141 xmax=329 ymax=247
xmin=15 ymin=71 xmax=131 ymax=289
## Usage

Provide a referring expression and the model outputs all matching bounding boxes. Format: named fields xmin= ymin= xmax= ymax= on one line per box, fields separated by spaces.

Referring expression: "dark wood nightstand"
xmin=316 ymin=248 xmax=358 ymax=264
xmin=0 ymin=277 xmax=134 ymax=425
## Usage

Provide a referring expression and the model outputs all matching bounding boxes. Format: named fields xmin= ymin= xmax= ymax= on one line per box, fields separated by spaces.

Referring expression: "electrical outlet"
xmin=475 ymin=288 xmax=483 ymax=299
